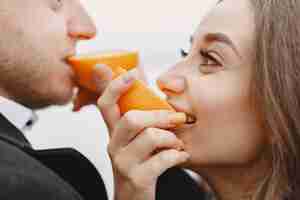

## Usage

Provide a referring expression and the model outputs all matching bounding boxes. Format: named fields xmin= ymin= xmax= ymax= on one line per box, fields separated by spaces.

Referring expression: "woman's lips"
xmin=168 ymin=102 xmax=197 ymax=124
xmin=185 ymin=114 xmax=197 ymax=124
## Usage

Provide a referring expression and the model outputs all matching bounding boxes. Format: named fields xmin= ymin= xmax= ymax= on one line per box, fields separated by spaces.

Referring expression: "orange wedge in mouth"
xmin=67 ymin=50 xmax=175 ymax=115
xmin=68 ymin=50 xmax=139 ymax=92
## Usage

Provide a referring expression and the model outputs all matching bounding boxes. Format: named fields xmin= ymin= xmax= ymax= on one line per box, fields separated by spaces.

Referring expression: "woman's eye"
xmin=200 ymin=50 xmax=221 ymax=66
xmin=180 ymin=48 xmax=189 ymax=58
xmin=199 ymin=50 xmax=223 ymax=74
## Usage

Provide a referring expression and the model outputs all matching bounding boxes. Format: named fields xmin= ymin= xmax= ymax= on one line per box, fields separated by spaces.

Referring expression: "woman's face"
xmin=158 ymin=0 xmax=267 ymax=169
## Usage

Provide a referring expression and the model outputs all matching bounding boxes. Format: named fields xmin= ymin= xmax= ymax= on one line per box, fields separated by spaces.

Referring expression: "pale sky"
xmin=80 ymin=0 xmax=216 ymax=33
xmin=26 ymin=1 xmax=217 ymax=199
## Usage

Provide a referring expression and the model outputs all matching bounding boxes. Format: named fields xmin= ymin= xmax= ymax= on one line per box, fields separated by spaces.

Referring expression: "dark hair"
xmin=250 ymin=0 xmax=300 ymax=199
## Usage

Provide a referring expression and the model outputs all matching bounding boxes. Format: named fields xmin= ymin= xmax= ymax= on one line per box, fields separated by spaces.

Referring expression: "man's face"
xmin=0 ymin=0 xmax=96 ymax=108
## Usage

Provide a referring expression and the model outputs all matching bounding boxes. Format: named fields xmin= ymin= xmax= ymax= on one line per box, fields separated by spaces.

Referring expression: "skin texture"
xmin=97 ymin=71 xmax=190 ymax=200
xmin=157 ymin=0 xmax=264 ymax=168
xmin=0 ymin=0 xmax=272 ymax=199
xmin=158 ymin=0 xmax=271 ymax=199
xmin=0 ymin=0 xmax=96 ymax=108
xmin=98 ymin=0 xmax=272 ymax=200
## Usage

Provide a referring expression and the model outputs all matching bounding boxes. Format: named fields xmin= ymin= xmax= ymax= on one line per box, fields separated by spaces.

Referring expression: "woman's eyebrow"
xmin=205 ymin=32 xmax=241 ymax=58
xmin=190 ymin=36 xmax=194 ymax=44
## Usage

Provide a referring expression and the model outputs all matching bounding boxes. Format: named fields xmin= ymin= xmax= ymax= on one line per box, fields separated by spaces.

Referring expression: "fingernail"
xmin=169 ymin=112 xmax=187 ymax=125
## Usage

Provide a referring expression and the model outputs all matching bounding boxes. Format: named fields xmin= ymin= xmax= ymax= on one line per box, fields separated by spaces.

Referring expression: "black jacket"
xmin=0 ymin=113 xmax=206 ymax=200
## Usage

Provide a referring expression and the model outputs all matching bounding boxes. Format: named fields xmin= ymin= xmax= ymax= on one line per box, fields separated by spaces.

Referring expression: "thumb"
xmin=92 ymin=64 xmax=114 ymax=94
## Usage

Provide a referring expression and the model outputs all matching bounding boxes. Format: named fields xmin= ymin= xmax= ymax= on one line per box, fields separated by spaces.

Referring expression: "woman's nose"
xmin=157 ymin=74 xmax=186 ymax=94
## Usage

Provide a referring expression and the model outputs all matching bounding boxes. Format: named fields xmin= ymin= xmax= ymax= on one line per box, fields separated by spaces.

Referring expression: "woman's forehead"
xmin=192 ymin=0 xmax=255 ymax=53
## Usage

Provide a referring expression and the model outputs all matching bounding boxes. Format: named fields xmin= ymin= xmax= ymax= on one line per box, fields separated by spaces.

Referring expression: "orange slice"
xmin=68 ymin=50 xmax=139 ymax=92
xmin=67 ymin=50 xmax=175 ymax=115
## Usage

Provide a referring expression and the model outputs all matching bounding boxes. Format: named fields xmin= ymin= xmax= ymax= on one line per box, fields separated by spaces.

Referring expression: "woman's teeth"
xmin=185 ymin=114 xmax=197 ymax=124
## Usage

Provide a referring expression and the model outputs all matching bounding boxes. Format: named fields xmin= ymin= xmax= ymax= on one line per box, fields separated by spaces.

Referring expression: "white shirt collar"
xmin=0 ymin=96 xmax=38 ymax=132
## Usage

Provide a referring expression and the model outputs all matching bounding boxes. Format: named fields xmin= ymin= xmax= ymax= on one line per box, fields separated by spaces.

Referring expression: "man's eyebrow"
xmin=205 ymin=32 xmax=241 ymax=58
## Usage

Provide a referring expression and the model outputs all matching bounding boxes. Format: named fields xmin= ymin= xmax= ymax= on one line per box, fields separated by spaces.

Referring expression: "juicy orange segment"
xmin=118 ymin=80 xmax=174 ymax=114
xmin=67 ymin=50 xmax=175 ymax=115
xmin=68 ymin=50 xmax=139 ymax=92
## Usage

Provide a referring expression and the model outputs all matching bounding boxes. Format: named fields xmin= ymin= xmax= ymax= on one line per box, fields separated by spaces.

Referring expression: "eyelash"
xmin=180 ymin=48 xmax=189 ymax=57
xmin=180 ymin=48 xmax=221 ymax=66
xmin=199 ymin=50 xmax=221 ymax=66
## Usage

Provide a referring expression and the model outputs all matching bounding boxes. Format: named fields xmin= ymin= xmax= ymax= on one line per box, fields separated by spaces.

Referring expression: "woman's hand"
xmin=97 ymin=71 xmax=190 ymax=200
xmin=73 ymin=64 xmax=147 ymax=111
xmin=72 ymin=64 xmax=113 ymax=111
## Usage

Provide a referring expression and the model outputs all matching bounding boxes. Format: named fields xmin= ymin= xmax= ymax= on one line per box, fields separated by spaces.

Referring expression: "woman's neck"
xmin=195 ymin=153 xmax=272 ymax=200
xmin=209 ymin=169 xmax=264 ymax=200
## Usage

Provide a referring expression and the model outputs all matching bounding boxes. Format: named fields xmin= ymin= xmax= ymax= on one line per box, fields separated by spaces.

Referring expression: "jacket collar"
xmin=0 ymin=113 xmax=32 ymax=149
xmin=0 ymin=96 xmax=38 ymax=131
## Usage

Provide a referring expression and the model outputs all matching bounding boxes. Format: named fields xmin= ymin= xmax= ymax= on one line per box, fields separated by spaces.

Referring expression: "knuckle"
xmin=145 ymin=129 xmax=177 ymax=148
xmin=155 ymin=110 xmax=173 ymax=121
xmin=164 ymin=131 xmax=177 ymax=140
xmin=122 ymin=111 xmax=141 ymax=129
xmin=95 ymin=82 xmax=107 ymax=93
xmin=96 ymin=97 xmax=104 ymax=108
xmin=144 ymin=128 xmax=160 ymax=145
xmin=97 ymin=96 xmax=109 ymax=110
xmin=160 ymin=149 xmax=178 ymax=163
xmin=156 ymin=110 xmax=169 ymax=119
xmin=159 ymin=152 xmax=169 ymax=163
xmin=108 ymin=80 xmax=121 ymax=95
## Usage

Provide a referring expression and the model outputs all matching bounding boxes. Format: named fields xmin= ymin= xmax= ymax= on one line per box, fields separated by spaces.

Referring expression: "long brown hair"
xmin=250 ymin=0 xmax=300 ymax=199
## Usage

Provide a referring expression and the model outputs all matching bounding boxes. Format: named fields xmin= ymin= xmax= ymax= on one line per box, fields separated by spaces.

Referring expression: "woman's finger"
xmin=92 ymin=64 xmax=114 ymax=93
xmin=72 ymin=64 xmax=113 ymax=112
xmin=110 ymin=110 xmax=186 ymax=150
xmin=97 ymin=70 xmax=139 ymax=132
xmin=113 ymin=128 xmax=184 ymax=166
xmin=129 ymin=150 xmax=190 ymax=187
xmin=72 ymin=88 xmax=99 ymax=112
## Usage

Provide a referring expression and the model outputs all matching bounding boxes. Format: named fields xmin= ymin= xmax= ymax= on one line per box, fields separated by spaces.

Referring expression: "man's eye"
xmin=180 ymin=48 xmax=189 ymax=58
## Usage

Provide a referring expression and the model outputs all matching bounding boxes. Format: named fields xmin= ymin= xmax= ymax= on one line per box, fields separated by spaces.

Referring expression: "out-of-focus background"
xmin=25 ymin=0 xmax=217 ymax=199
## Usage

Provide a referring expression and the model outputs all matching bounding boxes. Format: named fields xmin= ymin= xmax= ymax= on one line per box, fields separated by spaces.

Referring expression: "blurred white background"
xmin=25 ymin=0 xmax=217 ymax=199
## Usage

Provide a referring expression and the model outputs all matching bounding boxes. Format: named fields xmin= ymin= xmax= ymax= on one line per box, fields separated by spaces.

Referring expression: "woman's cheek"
xmin=185 ymin=74 xmax=266 ymax=166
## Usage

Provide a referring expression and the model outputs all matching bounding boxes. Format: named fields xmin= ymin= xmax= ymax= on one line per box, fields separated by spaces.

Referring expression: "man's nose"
xmin=67 ymin=12 xmax=97 ymax=40
xmin=157 ymin=73 xmax=186 ymax=94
